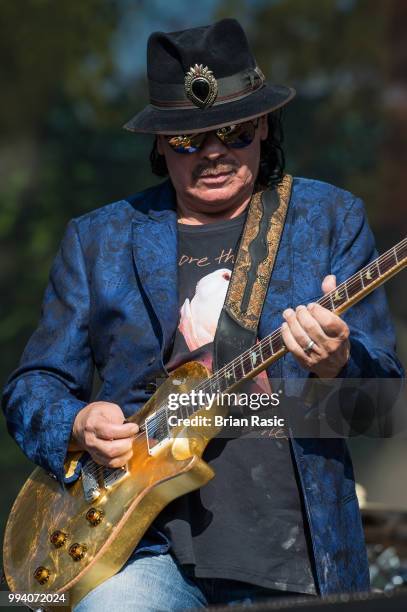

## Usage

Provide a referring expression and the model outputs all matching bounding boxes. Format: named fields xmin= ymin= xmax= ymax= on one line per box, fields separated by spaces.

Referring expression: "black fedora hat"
xmin=123 ymin=18 xmax=295 ymax=135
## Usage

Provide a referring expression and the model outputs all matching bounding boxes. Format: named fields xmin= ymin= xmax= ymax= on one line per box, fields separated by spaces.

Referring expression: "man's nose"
xmin=200 ymin=132 xmax=228 ymax=160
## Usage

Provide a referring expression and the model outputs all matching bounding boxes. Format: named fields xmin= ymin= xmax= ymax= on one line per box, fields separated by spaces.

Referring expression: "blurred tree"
xmin=219 ymin=0 xmax=389 ymax=214
xmin=0 ymin=0 xmax=154 ymax=382
xmin=380 ymin=0 xmax=407 ymax=231
xmin=0 ymin=0 xmax=118 ymax=137
xmin=217 ymin=0 xmax=405 ymax=232
xmin=377 ymin=0 xmax=407 ymax=334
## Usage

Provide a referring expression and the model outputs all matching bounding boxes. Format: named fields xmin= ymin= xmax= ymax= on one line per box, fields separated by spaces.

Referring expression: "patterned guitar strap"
xmin=213 ymin=174 xmax=293 ymax=372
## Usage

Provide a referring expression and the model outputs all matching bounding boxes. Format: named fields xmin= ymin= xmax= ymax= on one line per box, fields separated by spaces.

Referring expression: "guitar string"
xmin=117 ymin=239 xmax=407 ymax=448
xmin=136 ymin=238 xmax=407 ymax=429
xmin=84 ymin=239 xmax=407 ymax=478
xmin=129 ymin=238 xmax=407 ymax=439
xmin=192 ymin=238 xmax=407 ymax=394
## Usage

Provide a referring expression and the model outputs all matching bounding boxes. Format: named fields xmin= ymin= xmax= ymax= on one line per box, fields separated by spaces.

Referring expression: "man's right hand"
xmin=68 ymin=402 xmax=139 ymax=468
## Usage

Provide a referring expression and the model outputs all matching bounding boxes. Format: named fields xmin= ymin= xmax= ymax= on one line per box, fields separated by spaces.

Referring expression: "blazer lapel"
xmin=132 ymin=209 xmax=179 ymax=352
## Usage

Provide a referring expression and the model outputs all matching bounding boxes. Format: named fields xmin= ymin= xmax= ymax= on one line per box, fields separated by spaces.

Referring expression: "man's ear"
xmin=259 ymin=114 xmax=268 ymax=141
xmin=156 ymin=135 xmax=164 ymax=155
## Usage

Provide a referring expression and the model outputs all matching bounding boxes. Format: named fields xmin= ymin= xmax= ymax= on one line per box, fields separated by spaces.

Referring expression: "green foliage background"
xmin=1 ymin=0 xmax=406 ymax=598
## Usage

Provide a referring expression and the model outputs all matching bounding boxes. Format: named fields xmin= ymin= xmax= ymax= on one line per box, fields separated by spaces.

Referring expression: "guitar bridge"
xmin=81 ymin=463 xmax=101 ymax=502
xmin=102 ymin=466 xmax=129 ymax=489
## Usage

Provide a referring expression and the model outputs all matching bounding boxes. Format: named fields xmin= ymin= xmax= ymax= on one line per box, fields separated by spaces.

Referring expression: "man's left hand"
xmin=281 ymin=274 xmax=350 ymax=378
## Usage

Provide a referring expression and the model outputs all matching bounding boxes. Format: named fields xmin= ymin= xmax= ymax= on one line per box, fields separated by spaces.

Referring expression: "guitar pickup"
xmin=102 ymin=466 xmax=129 ymax=489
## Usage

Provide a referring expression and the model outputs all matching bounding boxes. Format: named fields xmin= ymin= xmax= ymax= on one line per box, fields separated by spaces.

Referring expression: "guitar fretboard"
xmin=187 ymin=236 xmax=407 ymax=407
xmin=143 ymin=236 xmax=407 ymax=439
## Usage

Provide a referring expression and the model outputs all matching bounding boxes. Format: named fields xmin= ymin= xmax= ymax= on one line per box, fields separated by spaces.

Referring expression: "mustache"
xmin=192 ymin=160 xmax=239 ymax=180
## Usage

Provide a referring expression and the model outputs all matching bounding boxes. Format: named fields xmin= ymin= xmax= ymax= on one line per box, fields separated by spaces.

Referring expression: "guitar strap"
xmin=213 ymin=174 xmax=293 ymax=371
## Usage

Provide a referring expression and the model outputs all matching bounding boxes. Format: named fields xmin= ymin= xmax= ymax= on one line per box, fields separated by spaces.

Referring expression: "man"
xmin=2 ymin=18 xmax=404 ymax=611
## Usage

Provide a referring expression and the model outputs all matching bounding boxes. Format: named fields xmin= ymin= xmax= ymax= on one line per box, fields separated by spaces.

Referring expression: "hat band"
xmin=149 ymin=66 xmax=265 ymax=110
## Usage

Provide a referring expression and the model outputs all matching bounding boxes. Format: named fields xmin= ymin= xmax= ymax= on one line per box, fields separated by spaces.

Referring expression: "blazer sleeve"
xmin=299 ymin=195 xmax=404 ymax=437
xmin=2 ymin=219 xmax=94 ymax=485
xmin=331 ymin=196 xmax=404 ymax=380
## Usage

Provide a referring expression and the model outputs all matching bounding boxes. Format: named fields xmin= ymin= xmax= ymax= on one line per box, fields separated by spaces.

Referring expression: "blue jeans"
xmin=73 ymin=551 xmax=313 ymax=611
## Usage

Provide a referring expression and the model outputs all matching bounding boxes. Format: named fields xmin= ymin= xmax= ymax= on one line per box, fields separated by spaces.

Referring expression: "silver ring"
xmin=304 ymin=340 xmax=315 ymax=354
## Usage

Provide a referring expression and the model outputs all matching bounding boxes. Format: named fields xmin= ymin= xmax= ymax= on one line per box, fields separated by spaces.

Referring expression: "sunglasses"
xmin=165 ymin=119 xmax=259 ymax=154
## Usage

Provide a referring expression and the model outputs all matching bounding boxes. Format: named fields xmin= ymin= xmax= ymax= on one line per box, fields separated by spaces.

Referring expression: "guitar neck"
xmin=207 ymin=236 xmax=407 ymax=393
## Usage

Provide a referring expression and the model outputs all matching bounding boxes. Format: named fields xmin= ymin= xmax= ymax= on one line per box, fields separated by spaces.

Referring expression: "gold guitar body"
xmin=3 ymin=362 xmax=223 ymax=610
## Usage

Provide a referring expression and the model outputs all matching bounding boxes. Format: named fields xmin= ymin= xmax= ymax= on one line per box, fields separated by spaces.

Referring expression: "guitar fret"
xmin=224 ymin=363 xmax=236 ymax=385
xmin=241 ymin=354 xmax=252 ymax=376
xmin=330 ymin=285 xmax=347 ymax=309
xmin=346 ymin=274 xmax=363 ymax=298
xmin=249 ymin=347 xmax=261 ymax=369
xmin=361 ymin=260 xmax=379 ymax=287
xmin=261 ymin=338 xmax=272 ymax=361
xmin=319 ymin=293 xmax=334 ymax=311
xmin=259 ymin=341 xmax=265 ymax=362
xmin=209 ymin=378 xmax=220 ymax=394
xmin=234 ymin=357 xmax=244 ymax=382
xmin=378 ymin=251 xmax=397 ymax=275
xmin=396 ymin=240 xmax=407 ymax=262
xmin=271 ymin=332 xmax=283 ymax=354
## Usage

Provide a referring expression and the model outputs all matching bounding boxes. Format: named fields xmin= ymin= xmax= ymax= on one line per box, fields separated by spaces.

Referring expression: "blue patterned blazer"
xmin=2 ymin=177 xmax=404 ymax=595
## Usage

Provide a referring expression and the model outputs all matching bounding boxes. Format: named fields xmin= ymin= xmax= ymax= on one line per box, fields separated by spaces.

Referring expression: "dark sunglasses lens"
xmin=166 ymin=133 xmax=205 ymax=153
xmin=166 ymin=120 xmax=257 ymax=153
xmin=217 ymin=121 xmax=256 ymax=148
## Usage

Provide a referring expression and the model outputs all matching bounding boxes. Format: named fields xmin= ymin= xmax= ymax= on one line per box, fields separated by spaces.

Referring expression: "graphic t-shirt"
xmin=154 ymin=213 xmax=317 ymax=594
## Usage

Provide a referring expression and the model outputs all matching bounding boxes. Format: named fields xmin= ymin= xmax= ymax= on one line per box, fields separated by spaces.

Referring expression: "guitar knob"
xmin=86 ymin=507 xmax=104 ymax=526
xmin=50 ymin=530 xmax=67 ymax=548
xmin=68 ymin=543 xmax=87 ymax=561
xmin=34 ymin=566 xmax=50 ymax=584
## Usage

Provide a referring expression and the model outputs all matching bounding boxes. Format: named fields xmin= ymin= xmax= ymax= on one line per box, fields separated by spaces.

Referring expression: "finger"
xmin=281 ymin=321 xmax=311 ymax=368
xmin=321 ymin=274 xmax=336 ymax=294
xmin=282 ymin=308 xmax=324 ymax=356
xmin=87 ymin=436 xmax=134 ymax=459
xmin=91 ymin=448 xmax=133 ymax=469
xmin=93 ymin=421 xmax=139 ymax=440
xmin=295 ymin=305 xmax=329 ymax=349
xmin=105 ymin=449 xmax=134 ymax=469
xmin=307 ymin=303 xmax=349 ymax=340
xmin=93 ymin=402 xmax=127 ymax=423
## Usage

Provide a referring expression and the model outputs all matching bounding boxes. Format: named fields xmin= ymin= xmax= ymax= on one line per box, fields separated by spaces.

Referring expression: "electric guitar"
xmin=3 ymin=236 xmax=407 ymax=611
